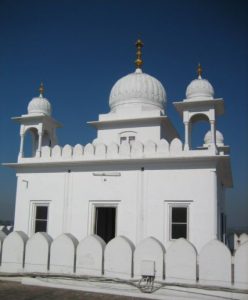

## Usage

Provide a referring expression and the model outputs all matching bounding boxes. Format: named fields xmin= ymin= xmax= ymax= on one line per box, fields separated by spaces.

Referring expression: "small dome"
xmin=186 ymin=77 xmax=214 ymax=100
xmin=109 ymin=69 xmax=166 ymax=112
xmin=27 ymin=95 xmax=52 ymax=116
xmin=204 ymin=130 xmax=224 ymax=146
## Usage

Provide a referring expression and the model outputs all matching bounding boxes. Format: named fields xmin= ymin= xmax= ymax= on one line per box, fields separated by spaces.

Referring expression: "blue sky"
xmin=0 ymin=0 xmax=247 ymax=230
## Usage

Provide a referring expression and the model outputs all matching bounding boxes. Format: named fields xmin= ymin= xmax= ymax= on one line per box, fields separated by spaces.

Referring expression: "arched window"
xmin=42 ymin=130 xmax=52 ymax=147
xmin=23 ymin=128 xmax=39 ymax=157
xmin=189 ymin=114 xmax=210 ymax=150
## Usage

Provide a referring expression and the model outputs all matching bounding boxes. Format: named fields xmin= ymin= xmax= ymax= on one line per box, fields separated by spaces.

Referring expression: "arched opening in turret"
xmin=42 ymin=130 xmax=52 ymax=147
xmin=189 ymin=113 xmax=210 ymax=150
xmin=23 ymin=128 xmax=39 ymax=157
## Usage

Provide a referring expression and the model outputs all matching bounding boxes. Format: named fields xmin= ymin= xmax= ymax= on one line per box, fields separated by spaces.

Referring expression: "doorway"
xmin=94 ymin=207 xmax=116 ymax=244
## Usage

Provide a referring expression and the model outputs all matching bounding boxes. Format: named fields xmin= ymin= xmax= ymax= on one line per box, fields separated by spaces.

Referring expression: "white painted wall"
xmin=97 ymin=124 xmax=162 ymax=145
xmin=14 ymin=160 xmax=220 ymax=252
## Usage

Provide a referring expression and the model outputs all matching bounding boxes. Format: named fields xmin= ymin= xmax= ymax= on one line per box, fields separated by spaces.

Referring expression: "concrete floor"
xmin=1 ymin=278 xmax=248 ymax=300
xmin=0 ymin=280 xmax=149 ymax=300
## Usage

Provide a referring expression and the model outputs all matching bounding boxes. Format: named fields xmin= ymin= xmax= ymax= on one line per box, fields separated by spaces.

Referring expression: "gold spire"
xmin=135 ymin=39 xmax=144 ymax=69
xmin=39 ymin=82 xmax=44 ymax=97
xmin=197 ymin=63 xmax=202 ymax=79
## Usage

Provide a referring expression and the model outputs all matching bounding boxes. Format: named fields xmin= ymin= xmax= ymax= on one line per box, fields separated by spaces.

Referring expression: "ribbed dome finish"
xmin=109 ymin=69 xmax=166 ymax=111
xmin=27 ymin=96 xmax=52 ymax=116
xmin=186 ymin=78 xmax=214 ymax=100
xmin=204 ymin=130 xmax=224 ymax=146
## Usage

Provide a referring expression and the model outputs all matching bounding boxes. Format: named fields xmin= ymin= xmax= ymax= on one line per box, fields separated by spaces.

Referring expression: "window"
xmin=128 ymin=136 xmax=135 ymax=144
xmin=170 ymin=206 xmax=188 ymax=239
xmin=120 ymin=136 xmax=136 ymax=144
xmin=34 ymin=205 xmax=48 ymax=233
xmin=119 ymin=131 xmax=136 ymax=144
xmin=120 ymin=136 xmax=127 ymax=143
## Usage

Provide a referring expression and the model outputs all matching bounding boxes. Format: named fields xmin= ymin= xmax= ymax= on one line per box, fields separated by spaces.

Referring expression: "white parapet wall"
xmin=0 ymin=231 xmax=248 ymax=291
xmin=24 ymin=232 xmax=52 ymax=273
xmin=165 ymin=238 xmax=197 ymax=284
xmin=104 ymin=236 xmax=134 ymax=279
xmin=76 ymin=235 xmax=105 ymax=276
xmin=50 ymin=233 xmax=78 ymax=274
xmin=0 ymin=231 xmax=7 ymax=265
xmin=0 ymin=231 xmax=28 ymax=272
xmin=234 ymin=241 xmax=248 ymax=289
xmin=133 ymin=237 xmax=165 ymax=280
xmin=199 ymin=239 xmax=232 ymax=287
xmin=17 ymin=137 xmax=216 ymax=164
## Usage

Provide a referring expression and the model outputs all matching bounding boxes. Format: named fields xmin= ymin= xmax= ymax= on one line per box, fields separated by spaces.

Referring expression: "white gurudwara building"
xmin=6 ymin=40 xmax=232 ymax=252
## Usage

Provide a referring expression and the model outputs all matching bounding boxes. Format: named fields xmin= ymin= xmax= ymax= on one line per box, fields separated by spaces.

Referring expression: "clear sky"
xmin=0 ymin=0 xmax=247 ymax=231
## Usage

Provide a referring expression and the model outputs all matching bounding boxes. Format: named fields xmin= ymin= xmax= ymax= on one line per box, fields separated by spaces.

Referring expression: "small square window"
xmin=120 ymin=136 xmax=127 ymax=144
xmin=170 ymin=206 xmax=188 ymax=239
xmin=128 ymin=136 xmax=135 ymax=143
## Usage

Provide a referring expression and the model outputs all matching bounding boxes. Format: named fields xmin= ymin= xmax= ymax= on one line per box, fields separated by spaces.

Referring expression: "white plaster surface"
xmin=73 ymin=144 xmax=83 ymax=157
xmin=12 ymin=162 xmax=226 ymax=252
xmin=62 ymin=145 xmax=72 ymax=158
xmin=84 ymin=143 xmax=94 ymax=156
xmin=131 ymin=141 xmax=143 ymax=158
xmin=104 ymin=236 xmax=134 ymax=279
xmin=165 ymin=238 xmax=197 ymax=283
xmin=239 ymin=233 xmax=248 ymax=245
xmin=199 ymin=239 xmax=232 ymax=286
xmin=76 ymin=235 xmax=105 ymax=276
xmin=25 ymin=232 xmax=52 ymax=273
xmin=144 ymin=140 xmax=156 ymax=155
xmin=134 ymin=237 xmax=165 ymax=280
xmin=41 ymin=146 xmax=51 ymax=158
xmin=0 ymin=231 xmax=28 ymax=272
xmin=170 ymin=138 xmax=182 ymax=153
xmin=52 ymin=145 xmax=61 ymax=157
xmin=50 ymin=233 xmax=78 ymax=274
xmin=0 ymin=231 xmax=7 ymax=265
xmin=234 ymin=241 xmax=248 ymax=289
xmin=119 ymin=142 xmax=130 ymax=157
xmin=95 ymin=143 xmax=106 ymax=158
xmin=157 ymin=138 xmax=169 ymax=154
xmin=107 ymin=143 xmax=119 ymax=158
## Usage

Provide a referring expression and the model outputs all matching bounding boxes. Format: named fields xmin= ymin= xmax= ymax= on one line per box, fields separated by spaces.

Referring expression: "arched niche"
xmin=188 ymin=113 xmax=210 ymax=150
xmin=23 ymin=127 xmax=39 ymax=157
xmin=23 ymin=127 xmax=53 ymax=158
xmin=42 ymin=130 xmax=52 ymax=147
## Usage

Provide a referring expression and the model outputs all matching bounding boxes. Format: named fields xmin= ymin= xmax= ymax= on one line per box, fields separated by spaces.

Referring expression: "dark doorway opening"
xmin=94 ymin=207 xmax=116 ymax=244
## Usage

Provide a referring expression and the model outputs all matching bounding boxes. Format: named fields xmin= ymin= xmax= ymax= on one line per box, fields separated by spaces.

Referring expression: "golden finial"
xmin=197 ymin=63 xmax=202 ymax=79
xmin=39 ymin=82 xmax=44 ymax=97
xmin=135 ymin=39 xmax=144 ymax=69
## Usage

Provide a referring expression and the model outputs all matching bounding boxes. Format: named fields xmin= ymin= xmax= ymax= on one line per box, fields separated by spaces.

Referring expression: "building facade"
xmin=6 ymin=40 xmax=232 ymax=251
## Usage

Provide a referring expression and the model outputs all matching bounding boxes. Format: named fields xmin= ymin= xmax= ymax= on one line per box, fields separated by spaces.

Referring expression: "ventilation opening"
xmin=94 ymin=207 xmax=116 ymax=243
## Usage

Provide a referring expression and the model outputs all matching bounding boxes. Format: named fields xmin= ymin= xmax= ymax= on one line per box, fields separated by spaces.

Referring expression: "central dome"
xmin=109 ymin=68 xmax=166 ymax=112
